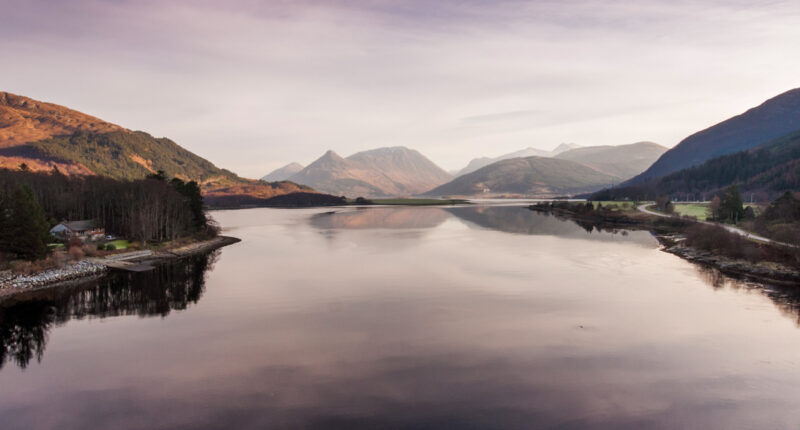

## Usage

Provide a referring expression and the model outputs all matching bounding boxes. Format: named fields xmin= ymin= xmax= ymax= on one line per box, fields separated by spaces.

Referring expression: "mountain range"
xmin=286 ymin=147 xmax=452 ymax=197
xmin=456 ymin=143 xmax=581 ymax=177
xmin=423 ymin=142 xmax=665 ymax=197
xmin=554 ymin=141 xmax=666 ymax=179
xmin=8 ymin=87 xmax=798 ymax=203
xmin=424 ymin=156 xmax=618 ymax=197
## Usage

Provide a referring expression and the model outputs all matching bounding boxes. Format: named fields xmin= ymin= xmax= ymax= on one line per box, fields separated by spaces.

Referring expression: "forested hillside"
xmin=0 ymin=169 xmax=216 ymax=248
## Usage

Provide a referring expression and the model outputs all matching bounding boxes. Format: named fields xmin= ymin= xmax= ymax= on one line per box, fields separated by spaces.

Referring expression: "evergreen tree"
xmin=0 ymin=185 xmax=51 ymax=260
xmin=170 ymin=178 xmax=206 ymax=231
xmin=719 ymin=186 xmax=745 ymax=224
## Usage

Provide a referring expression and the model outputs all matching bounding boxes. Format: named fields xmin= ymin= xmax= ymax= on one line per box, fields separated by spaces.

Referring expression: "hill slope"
xmin=261 ymin=162 xmax=304 ymax=181
xmin=554 ymin=141 xmax=667 ymax=180
xmin=0 ymin=91 xmax=308 ymax=202
xmin=456 ymin=143 xmax=582 ymax=177
xmin=424 ymin=156 xmax=617 ymax=197
xmin=593 ymin=130 xmax=800 ymax=200
xmin=0 ymin=92 xmax=122 ymax=148
xmin=628 ymin=88 xmax=800 ymax=183
xmin=288 ymin=147 xmax=452 ymax=197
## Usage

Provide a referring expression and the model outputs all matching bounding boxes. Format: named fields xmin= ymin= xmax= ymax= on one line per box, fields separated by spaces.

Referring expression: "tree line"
xmin=0 ymin=168 xmax=217 ymax=261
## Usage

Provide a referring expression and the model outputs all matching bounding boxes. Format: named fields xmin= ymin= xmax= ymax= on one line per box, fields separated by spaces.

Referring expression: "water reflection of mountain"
xmin=310 ymin=207 xmax=450 ymax=230
xmin=0 ymin=251 xmax=218 ymax=370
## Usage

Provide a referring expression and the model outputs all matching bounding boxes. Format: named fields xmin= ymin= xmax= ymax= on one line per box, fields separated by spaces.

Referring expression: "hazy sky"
xmin=2 ymin=0 xmax=799 ymax=177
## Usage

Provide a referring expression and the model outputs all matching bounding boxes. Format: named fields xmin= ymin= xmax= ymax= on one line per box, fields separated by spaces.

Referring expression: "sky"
xmin=2 ymin=0 xmax=800 ymax=178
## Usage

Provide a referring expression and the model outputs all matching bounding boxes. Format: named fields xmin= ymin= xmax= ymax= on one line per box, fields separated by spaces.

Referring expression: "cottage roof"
xmin=62 ymin=220 xmax=95 ymax=232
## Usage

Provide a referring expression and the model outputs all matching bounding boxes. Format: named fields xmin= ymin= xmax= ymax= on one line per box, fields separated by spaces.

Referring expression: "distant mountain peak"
xmin=551 ymin=143 xmax=582 ymax=154
xmin=288 ymin=146 xmax=451 ymax=197
xmin=261 ymin=162 xmax=304 ymax=182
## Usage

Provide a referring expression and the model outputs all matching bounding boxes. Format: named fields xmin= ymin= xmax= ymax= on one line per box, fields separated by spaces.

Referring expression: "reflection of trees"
xmin=0 ymin=303 xmax=55 ymax=370
xmin=0 ymin=251 xmax=218 ymax=370
xmin=695 ymin=265 xmax=800 ymax=326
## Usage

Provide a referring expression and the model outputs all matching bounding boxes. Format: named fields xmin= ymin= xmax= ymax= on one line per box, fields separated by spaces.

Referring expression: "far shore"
xmin=529 ymin=203 xmax=800 ymax=286
xmin=0 ymin=235 xmax=241 ymax=303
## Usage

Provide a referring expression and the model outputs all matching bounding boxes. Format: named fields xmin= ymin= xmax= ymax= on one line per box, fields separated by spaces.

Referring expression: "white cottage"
xmin=50 ymin=220 xmax=105 ymax=242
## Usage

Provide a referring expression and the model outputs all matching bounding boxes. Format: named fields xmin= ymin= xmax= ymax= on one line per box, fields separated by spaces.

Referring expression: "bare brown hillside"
xmin=0 ymin=92 xmax=122 ymax=148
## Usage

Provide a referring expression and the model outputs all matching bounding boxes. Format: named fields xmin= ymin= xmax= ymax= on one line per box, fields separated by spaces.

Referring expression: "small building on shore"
xmin=50 ymin=220 xmax=105 ymax=242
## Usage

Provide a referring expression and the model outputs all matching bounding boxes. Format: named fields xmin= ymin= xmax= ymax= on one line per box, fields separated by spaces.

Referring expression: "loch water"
xmin=2 ymin=204 xmax=800 ymax=429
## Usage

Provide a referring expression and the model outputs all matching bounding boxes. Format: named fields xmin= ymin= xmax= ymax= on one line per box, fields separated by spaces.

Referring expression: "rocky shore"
xmin=0 ymin=235 xmax=240 ymax=301
xmin=656 ymin=235 xmax=800 ymax=286
xmin=0 ymin=260 xmax=108 ymax=293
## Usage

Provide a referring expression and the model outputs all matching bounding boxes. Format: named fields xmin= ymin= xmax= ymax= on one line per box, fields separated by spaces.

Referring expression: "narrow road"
xmin=636 ymin=204 xmax=796 ymax=248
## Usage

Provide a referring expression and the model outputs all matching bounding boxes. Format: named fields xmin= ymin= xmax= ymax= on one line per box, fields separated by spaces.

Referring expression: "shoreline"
xmin=529 ymin=205 xmax=800 ymax=286
xmin=0 ymin=235 xmax=241 ymax=303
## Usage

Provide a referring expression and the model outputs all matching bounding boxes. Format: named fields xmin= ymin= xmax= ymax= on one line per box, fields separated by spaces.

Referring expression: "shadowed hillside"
xmin=593 ymin=130 xmax=800 ymax=201
xmin=627 ymin=87 xmax=800 ymax=184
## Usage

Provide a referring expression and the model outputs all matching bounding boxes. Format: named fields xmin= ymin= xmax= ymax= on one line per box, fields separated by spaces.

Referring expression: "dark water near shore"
xmin=1 ymin=205 xmax=800 ymax=429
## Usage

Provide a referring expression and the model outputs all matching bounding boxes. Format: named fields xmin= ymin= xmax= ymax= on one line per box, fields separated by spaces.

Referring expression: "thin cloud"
xmin=1 ymin=0 xmax=799 ymax=175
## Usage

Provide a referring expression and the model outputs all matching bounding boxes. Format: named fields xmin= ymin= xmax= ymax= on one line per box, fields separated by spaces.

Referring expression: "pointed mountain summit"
xmin=288 ymin=146 xmax=452 ymax=197
xmin=551 ymin=143 xmax=582 ymax=155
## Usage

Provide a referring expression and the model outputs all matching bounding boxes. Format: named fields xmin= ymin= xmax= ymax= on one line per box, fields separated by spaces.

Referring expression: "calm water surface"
xmin=2 ymin=205 xmax=800 ymax=429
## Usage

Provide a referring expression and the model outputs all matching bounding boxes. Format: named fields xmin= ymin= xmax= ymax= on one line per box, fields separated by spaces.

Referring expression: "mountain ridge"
xmin=627 ymin=87 xmax=800 ymax=184
xmin=455 ymin=143 xmax=582 ymax=177
xmin=554 ymin=141 xmax=667 ymax=181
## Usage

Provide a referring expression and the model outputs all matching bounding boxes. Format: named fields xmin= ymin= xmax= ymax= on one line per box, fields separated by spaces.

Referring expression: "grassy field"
xmin=366 ymin=198 xmax=470 ymax=206
xmin=105 ymin=239 xmax=131 ymax=250
xmin=672 ymin=203 xmax=710 ymax=219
